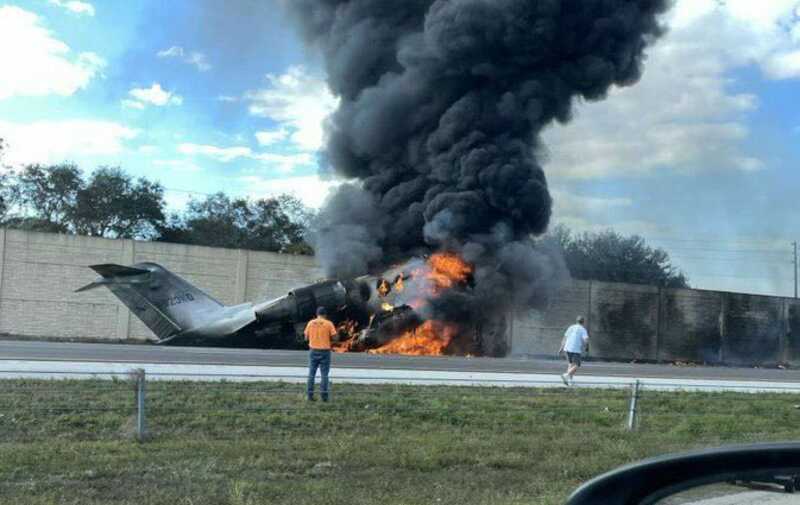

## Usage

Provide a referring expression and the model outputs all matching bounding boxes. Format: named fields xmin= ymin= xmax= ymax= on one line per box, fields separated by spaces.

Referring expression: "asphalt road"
xmin=1 ymin=339 xmax=799 ymax=383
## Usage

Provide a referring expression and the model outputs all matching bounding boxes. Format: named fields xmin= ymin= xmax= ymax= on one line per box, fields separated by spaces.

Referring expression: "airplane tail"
xmin=77 ymin=262 xmax=224 ymax=341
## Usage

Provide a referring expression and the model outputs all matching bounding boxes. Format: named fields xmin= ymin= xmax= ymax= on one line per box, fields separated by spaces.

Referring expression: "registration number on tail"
xmin=166 ymin=293 xmax=195 ymax=306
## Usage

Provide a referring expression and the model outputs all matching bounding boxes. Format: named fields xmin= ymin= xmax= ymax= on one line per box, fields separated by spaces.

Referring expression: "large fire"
xmin=427 ymin=252 xmax=472 ymax=290
xmin=333 ymin=252 xmax=472 ymax=356
xmin=367 ymin=320 xmax=458 ymax=356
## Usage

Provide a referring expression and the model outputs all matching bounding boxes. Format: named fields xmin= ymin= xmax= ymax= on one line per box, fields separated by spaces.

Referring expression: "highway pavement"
xmin=1 ymin=338 xmax=799 ymax=384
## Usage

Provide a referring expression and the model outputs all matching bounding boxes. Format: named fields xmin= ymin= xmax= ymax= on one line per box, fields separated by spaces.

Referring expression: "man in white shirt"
xmin=559 ymin=316 xmax=589 ymax=386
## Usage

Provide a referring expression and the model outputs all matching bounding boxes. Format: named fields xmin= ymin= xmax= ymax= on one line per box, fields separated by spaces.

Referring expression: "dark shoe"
xmin=321 ymin=396 xmax=329 ymax=402
xmin=307 ymin=396 xmax=316 ymax=402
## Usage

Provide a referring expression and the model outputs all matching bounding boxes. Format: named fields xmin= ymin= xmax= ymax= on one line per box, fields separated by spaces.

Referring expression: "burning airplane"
xmin=76 ymin=252 xmax=486 ymax=355
xmin=78 ymin=0 xmax=673 ymax=357
xmin=280 ymin=0 xmax=671 ymax=357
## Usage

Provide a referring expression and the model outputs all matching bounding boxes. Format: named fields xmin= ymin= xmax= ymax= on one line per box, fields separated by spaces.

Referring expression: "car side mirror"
xmin=565 ymin=442 xmax=800 ymax=504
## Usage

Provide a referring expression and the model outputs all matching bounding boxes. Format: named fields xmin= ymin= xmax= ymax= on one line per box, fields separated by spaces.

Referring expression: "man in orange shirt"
xmin=305 ymin=306 xmax=337 ymax=402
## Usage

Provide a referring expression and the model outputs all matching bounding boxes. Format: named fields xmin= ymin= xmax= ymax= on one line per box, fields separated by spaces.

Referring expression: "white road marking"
xmin=1 ymin=360 xmax=799 ymax=392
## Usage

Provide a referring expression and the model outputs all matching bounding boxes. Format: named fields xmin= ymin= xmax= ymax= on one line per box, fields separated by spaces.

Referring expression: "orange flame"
xmin=335 ymin=252 xmax=473 ymax=356
xmin=377 ymin=278 xmax=390 ymax=297
xmin=426 ymin=252 xmax=472 ymax=291
xmin=332 ymin=319 xmax=359 ymax=353
xmin=368 ymin=320 xmax=457 ymax=356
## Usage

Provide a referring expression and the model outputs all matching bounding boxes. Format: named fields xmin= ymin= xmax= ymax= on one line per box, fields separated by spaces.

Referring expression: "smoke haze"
xmin=288 ymin=0 xmax=671 ymax=351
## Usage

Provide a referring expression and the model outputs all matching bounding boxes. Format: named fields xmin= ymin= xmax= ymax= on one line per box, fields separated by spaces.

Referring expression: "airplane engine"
xmin=253 ymin=280 xmax=351 ymax=327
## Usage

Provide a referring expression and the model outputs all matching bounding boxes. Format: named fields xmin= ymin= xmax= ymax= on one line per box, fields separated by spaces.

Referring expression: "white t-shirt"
xmin=563 ymin=324 xmax=589 ymax=354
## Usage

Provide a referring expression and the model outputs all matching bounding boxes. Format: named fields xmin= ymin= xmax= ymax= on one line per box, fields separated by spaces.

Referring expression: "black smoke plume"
xmin=288 ymin=0 xmax=670 ymax=353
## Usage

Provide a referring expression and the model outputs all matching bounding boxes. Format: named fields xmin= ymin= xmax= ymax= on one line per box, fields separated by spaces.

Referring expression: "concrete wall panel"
xmin=511 ymin=280 xmax=590 ymax=357
xmin=787 ymin=300 xmax=800 ymax=364
xmin=722 ymin=293 xmax=784 ymax=365
xmin=0 ymin=230 xmax=124 ymax=339
xmin=658 ymin=289 xmax=723 ymax=364
xmin=0 ymin=299 xmax=118 ymax=339
xmin=246 ymin=251 xmax=322 ymax=302
xmin=590 ymin=282 xmax=659 ymax=361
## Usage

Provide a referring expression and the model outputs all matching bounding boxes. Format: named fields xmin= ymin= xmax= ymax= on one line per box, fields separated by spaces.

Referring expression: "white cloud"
xmin=153 ymin=159 xmax=202 ymax=172
xmin=764 ymin=49 xmax=800 ymax=79
xmin=721 ymin=0 xmax=799 ymax=31
xmin=0 ymin=119 xmax=137 ymax=166
xmin=245 ymin=65 xmax=339 ymax=152
xmin=157 ymin=46 xmax=184 ymax=58
xmin=185 ymin=52 xmax=211 ymax=72
xmin=124 ymin=83 xmax=183 ymax=108
xmin=554 ymin=216 xmax=670 ymax=238
xmin=121 ymin=99 xmax=145 ymax=110
xmin=542 ymin=0 xmax=800 ymax=180
xmin=177 ymin=143 xmax=252 ymax=162
xmin=218 ymin=95 xmax=239 ymax=102
xmin=49 ymin=0 xmax=95 ymax=16
xmin=255 ymin=128 xmax=289 ymax=146
xmin=550 ymin=189 xmax=668 ymax=237
xmin=0 ymin=6 xmax=104 ymax=100
xmin=734 ymin=157 xmax=767 ymax=172
xmin=177 ymin=141 xmax=314 ymax=173
xmin=551 ymin=190 xmax=632 ymax=215
xmin=137 ymin=145 xmax=158 ymax=155
xmin=239 ymin=174 xmax=341 ymax=208
xmin=253 ymin=152 xmax=314 ymax=173
xmin=157 ymin=45 xmax=211 ymax=72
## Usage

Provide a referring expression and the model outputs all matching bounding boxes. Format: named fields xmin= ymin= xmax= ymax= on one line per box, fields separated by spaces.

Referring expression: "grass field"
xmin=1 ymin=379 xmax=799 ymax=505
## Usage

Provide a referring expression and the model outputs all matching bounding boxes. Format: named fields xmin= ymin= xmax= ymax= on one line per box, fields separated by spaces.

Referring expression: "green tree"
xmin=12 ymin=163 xmax=83 ymax=233
xmin=0 ymin=139 xmax=15 ymax=221
xmin=160 ymin=193 xmax=249 ymax=248
xmin=72 ymin=167 xmax=166 ymax=239
xmin=551 ymin=225 xmax=689 ymax=288
xmin=244 ymin=196 xmax=311 ymax=252
xmin=159 ymin=192 xmax=314 ymax=254
xmin=7 ymin=164 xmax=166 ymax=238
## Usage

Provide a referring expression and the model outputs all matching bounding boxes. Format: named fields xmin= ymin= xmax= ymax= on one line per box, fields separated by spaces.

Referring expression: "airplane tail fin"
xmin=77 ymin=262 xmax=224 ymax=341
xmin=76 ymin=264 xmax=151 ymax=293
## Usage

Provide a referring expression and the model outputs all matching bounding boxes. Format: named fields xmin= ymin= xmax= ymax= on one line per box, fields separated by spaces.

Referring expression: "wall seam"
xmin=0 ymin=228 xmax=7 ymax=332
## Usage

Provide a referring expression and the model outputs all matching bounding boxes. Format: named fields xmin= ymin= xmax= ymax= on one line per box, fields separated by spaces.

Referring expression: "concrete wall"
xmin=722 ymin=293 xmax=785 ymax=365
xmin=512 ymin=280 xmax=800 ymax=366
xmin=1 ymin=228 xmax=797 ymax=366
xmin=658 ymin=288 xmax=723 ymax=363
xmin=590 ymin=282 xmax=659 ymax=361
xmin=511 ymin=281 xmax=590 ymax=357
xmin=787 ymin=300 xmax=800 ymax=362
xmin=0 ymin=229 xmax=319 ymax=342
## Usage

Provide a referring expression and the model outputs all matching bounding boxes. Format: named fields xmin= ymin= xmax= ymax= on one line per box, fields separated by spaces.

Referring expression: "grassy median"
xmin=1 ymin=379 xmax=799 ymax=505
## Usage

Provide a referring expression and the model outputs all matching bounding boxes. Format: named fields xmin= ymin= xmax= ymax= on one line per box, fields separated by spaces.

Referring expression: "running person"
xmin=559 ymin=316 xmax=589 ymax=386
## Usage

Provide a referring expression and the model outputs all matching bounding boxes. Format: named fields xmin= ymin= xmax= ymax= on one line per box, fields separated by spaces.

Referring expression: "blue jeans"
xmin=307 ymin=349 xmax=331 ymax=400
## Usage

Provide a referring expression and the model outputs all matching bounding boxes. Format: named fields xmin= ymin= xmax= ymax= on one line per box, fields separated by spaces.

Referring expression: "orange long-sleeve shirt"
xmin=304 ymin=317 xmax=336 ymax=350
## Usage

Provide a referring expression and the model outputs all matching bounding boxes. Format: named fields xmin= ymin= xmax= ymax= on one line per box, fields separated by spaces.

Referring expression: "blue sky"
xmin=0 ymin=0 xmax=799 ymax=297
xmin=0 ymin=0 xmax=333 ymax=205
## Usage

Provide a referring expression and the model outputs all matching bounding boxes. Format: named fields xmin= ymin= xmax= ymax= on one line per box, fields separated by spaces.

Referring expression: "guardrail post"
xmin=134 ymin=368 xmax=146 ymax=441
xmin=627 ymin=380 xmax=640 ymax=432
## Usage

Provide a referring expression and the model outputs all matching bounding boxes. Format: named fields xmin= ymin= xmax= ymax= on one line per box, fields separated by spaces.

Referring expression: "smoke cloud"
xmin=289 ymin=0 xmax=670 ymax=352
